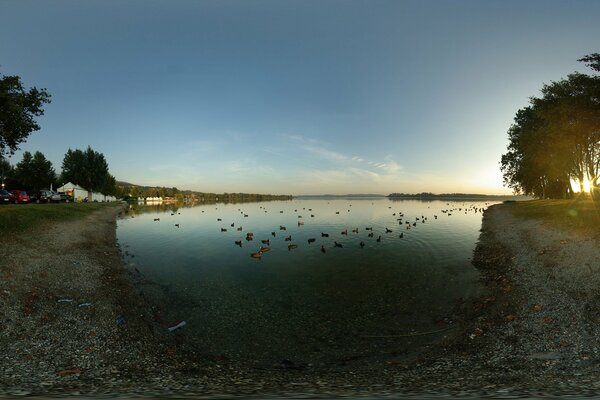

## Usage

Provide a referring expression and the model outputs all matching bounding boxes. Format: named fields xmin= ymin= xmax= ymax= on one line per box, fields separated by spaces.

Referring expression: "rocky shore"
xmin=2 ymin=202 xmax=600 ymax=397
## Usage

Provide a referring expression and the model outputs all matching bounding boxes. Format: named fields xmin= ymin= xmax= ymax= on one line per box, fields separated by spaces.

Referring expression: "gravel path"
xmin=2 ymin=202 xmax=600 ymax=397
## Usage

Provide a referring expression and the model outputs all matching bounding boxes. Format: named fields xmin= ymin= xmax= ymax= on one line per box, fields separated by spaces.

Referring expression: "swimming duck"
xmin=321 ymin=245 xmax=326 ymax=253
xmin=261 ymin=239 xmax=270 ymax=245
xmin=308 ymin=238 xmax=316 ymax=244
xmin=321 ymin=232 xmax=329 ymax=237
xmin=280 ymin=225 xmax=286 ymax=230
xmin=260 ymin=246 xmax=270 ymax=252
xmin=235 ymin=240 xmax=242 ymax=246
xmin=368 ymin=232 xmax=374 ymax=237
xmin=360 ymin=241 xmax=365 ymax=248
xmin=334 ymin=241 xmax=343 ymax=248
xmin=376 ymin=236 xmax=381 ymax=242
xmin=288 ymin=244 xmax=298 ymax=250
xmin=250 ymin=251 xmax=263 ymax=259
xmin=341 ymin=229 xmax=348 ymax=235
xmin=284 ymin=235 xmax=292 ymax=241
xmin=385 ymin=228 xmax=392 ymax=233
xmin=221 ymin=228 xmax=227 ymax=232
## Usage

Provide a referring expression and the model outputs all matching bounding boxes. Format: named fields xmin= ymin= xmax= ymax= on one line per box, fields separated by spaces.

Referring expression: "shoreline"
xmin=2 ymin=202 xmax=600 ymax=396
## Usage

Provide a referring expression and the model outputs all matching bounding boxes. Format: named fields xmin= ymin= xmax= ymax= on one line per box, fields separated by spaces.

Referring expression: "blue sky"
xmin=1 ymin=0 xmax=599 ymax=195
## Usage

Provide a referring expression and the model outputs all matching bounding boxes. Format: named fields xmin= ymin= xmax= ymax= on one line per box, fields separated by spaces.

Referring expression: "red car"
xmin=10 ymin=190 xmax=30 ymax=204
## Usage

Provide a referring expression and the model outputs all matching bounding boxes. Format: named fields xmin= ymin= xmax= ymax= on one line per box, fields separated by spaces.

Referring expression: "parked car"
xmin=49 ymin=191 xmax=62 ymax=202
xmin=0 ymin=189 xmax=12 ymax=204
xmin=30 ymin=190 xmax=57 ymax=203
xmin=57 ymin=192 xmax=73 ymax=202
xmin=10 ymin=190 xmax=30 ymax=204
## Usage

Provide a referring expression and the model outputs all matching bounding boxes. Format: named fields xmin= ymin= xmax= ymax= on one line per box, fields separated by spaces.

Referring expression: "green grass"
xmin=511 ymin=196 xmax=600 ymax=233
xmin=0 ymin=202 xmax=120 ymax=233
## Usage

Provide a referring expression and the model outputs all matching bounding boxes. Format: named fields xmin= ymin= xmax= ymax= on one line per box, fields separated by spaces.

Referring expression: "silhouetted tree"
xmin=15 ymin=150 xmax=56 ymax=192
xmin=61 ymin=146 xmax=113 ymax=198
xmin=0 ymin=72 xmax=51 ymax=158
xmin=501 ymin=55 xmax=600 ymax=198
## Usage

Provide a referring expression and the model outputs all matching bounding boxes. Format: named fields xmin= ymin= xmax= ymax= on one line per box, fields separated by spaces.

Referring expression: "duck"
xmin=360 ymin=241 xmax=365 ymax=248
xmin=385 ymin=228 xmax=392 ymax=233
xmin=230 ymin=223 xmax=234 ymax=227
xmin=321 ymin=245 xmax=326 ymax=253
xmin=308 ymin=238 xmax=316 ymax=244
xmin=376 ymin=236 xmax=381 ymax=242
xmin=175 ymin=224 xmax=180 ymax=228
xmin=271 ymin=231 xmax=276 ymax=237
xmin=237 ymin=226 xmax=243 ymax=231
xmin=284 ymin=235 xmax=292 ymax=241
xmin=399 ymin=233 xmax=404 ymax=238
xmin=221 ymin=228 xmax=227 ymax=232
xmin=250 ymin=251 xmax=263 ymax=259
xmin=335 ymin=211 xmax=340 ymax=214
xmin=334 ymin=241 xmax=343 ymax=248
xmin=287 ymin=244 xmax=298 ymax=250
xmin=261 ymin=239 xmax=270 ymax=245
xmin=321 ymin=232 xmax=329 ymax=237
xmin=280 ymin=225 xmax=286 ymax=230
xmin=365 ymin=227 xmax=373 ymax=231
xmin=341 ymin=229 xmax=348 ymax=235
xmin=153 ymin=218 xmax=160 ymax=221
xmin=352 ymin=228 xmax=358 ymax=233
xmin=298 ymin=221 xmax=305 ymax=226
xmin=235 ymin=240 xmax=242 ymax=246
xmin=217 ymin=218 xmax=222 ymax=221
xmin=311 ymin=214 xmax=315 ymax=217
xmin=260 ymin=246 xmax=270 ymax=253
xmin=368 ymin=232 xmax=374 ymax=237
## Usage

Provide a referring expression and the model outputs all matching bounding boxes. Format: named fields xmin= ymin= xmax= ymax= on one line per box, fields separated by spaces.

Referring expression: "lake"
xmin=116 ymin=197 xmax=496 ymax=369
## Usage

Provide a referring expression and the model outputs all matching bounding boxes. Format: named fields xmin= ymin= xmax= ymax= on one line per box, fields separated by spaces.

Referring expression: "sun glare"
xmin=571 ymin=177 xmax=593 ymax=193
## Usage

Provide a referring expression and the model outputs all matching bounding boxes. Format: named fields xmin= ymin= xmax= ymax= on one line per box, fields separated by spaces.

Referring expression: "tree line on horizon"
xmin=501 ymin=53 xmax=600 ymax=199
xmin=117 ymin=181 xmax=292 ymax=203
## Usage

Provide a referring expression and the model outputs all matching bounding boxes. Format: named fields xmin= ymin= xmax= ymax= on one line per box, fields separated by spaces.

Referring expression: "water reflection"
xmin=117 ymin=197 xmax=496 ymax=369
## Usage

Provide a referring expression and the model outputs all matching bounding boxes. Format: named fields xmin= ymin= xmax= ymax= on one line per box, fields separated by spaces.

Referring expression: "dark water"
xmin=117 ymin=198 xmax=494 ymax=368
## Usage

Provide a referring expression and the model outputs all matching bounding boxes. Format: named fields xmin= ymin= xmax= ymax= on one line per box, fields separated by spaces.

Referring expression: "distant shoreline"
xmin=296 ymin=193 xmax=529 ymax=201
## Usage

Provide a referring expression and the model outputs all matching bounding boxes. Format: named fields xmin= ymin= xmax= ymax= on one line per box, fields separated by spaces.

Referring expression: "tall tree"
xmin=61 ymin=146 xmax=114 ymax=199
xmin=15 ymin=150 xmax=56 ymax=192
xmin=0 ymin=72 xmax=51 ymax=158
xmin=501 ymin=55 xmax=600 ymax=198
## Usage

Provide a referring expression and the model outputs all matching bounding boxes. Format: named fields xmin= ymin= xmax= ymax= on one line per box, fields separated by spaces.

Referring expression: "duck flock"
xmin=152 ymin=201 xmax=491 ymax=261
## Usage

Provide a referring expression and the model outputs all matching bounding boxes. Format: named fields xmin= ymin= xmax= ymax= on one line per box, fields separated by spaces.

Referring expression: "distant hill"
xmin=114 ymin=181 xmax=292 ymax=202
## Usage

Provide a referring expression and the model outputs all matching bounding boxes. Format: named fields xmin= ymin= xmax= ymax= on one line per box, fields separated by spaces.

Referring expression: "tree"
xmin=501 ymin=55 xmax=600 ymax=198
xmin=15 ymin=150 xmax=57 ymax=192
xmin=0 ymin=72 xmax=51 ymax=158
xmin=61 ymin=146 xmax=114 ymax=199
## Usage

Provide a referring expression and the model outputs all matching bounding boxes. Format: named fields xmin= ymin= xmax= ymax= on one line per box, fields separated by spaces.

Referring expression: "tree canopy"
xmin=0 ymin=72 xmax=51 ymax=158
xmin=61 ymin=146 xmax=116 ymax=195
xmin=15 ymin=150 xmax=57 ymax=192
xmin=501 ymin=54 xmax=600 ymax=198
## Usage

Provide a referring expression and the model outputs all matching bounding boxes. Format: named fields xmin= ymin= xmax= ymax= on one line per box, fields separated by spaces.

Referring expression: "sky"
xmin=1 ymin=0 xmax=599 ymax=195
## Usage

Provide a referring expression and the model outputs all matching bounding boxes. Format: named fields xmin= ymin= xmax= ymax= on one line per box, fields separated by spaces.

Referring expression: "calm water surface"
xmin=117 ymin=198 xmax=496 ymax=368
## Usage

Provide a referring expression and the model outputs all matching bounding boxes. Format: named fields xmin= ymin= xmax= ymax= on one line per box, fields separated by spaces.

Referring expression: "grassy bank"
xmin=0 ymin=202 xmax=122 ymax=233
xmin=511 ymin=196 xmax=600 ymax=233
